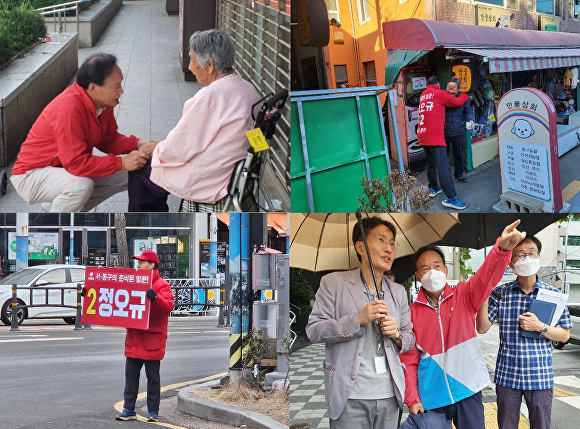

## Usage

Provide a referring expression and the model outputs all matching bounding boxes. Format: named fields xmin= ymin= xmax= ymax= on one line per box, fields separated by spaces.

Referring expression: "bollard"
xmin=10 ymin=285 xmax=19 ymax=331
xmin=74 ymin=283 xmax=83 ymax=330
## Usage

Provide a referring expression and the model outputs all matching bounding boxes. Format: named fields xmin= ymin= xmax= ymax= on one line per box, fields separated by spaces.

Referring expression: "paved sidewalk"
xmin=289 ymin=342 xmax=531 ymax=429
xmin=0 ymin=0 xmax=289 ymax=212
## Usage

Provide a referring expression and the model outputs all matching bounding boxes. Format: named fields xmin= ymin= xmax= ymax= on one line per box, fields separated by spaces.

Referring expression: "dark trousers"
xmin=445 ymin=133 xmax=465 ymax=178
xmin=123 ymin=357 xmax=161 ymax=413
xmin=496 ymin=384 xmax=553 ymax=429
xmin=128 ymin=160 xmax=170 ymax=212
xmin=422 ymin=145 xmax=456 ymax=199
xmin=430 ymin=391 xmax=485 ymax=429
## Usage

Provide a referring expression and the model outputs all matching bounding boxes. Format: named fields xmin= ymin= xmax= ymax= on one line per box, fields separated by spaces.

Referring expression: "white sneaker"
xmin=41 ymin=202 xmax=51 ymax=212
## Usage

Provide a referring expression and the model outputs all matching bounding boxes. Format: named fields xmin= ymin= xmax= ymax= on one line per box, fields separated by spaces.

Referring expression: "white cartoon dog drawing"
xmin=511 ymin=119 xmax=535 ymax=139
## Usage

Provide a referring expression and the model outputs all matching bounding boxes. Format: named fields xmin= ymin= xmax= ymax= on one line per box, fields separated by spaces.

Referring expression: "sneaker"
xmin=428 ymin=187 xmax=443 ymax=198
xmin=455 ymin=175 xmax=468 ymax=183
xmin=41 ymin=202 xmax=51 ymax=212
xmin=442 ymin=196 xmax=468 ymax=210
xmin=147 ymin=411 xmax=159 ymax=422
xmin=116 ymin=409 xmax=137 ymax=421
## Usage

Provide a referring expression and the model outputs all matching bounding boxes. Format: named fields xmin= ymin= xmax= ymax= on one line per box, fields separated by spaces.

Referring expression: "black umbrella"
xmin=399 ymin=411 xmax=451 ymax=429
xmin=438 ymin=213 xmax=568 ymax=250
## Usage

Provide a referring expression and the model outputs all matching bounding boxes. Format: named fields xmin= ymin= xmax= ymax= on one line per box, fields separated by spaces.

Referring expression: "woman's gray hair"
xmin=189 ymin=29 xmax=235 ymax=73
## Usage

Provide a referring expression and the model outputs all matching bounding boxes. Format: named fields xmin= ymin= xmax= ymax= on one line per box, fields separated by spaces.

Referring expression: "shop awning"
xmin=455 ymin=47 xmax=580 ymax=73
xmin=383 ymin=18 xmax=580 ymax=50
xmin=385 ymin=49 xmax=429 ymax=85
xmin=383 ymin=19 xmax=580 ymax=72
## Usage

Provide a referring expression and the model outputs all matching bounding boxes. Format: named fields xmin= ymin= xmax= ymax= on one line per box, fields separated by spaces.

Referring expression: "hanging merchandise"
xmin=564 ymin=68 xmax=572 ymax=87
xmin=571 ymin=67 xmax=579 ymax=89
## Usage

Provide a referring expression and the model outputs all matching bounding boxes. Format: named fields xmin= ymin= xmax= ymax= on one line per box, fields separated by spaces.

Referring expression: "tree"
xmin=114 ymin=213 xmax=129 ymax=268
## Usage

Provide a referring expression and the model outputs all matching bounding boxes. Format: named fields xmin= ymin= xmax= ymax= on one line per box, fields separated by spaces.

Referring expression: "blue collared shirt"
xmin=488 ymin=278 xmax=572 ymax=390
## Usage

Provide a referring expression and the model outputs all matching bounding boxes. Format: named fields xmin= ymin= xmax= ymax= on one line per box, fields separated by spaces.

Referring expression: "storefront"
xmin=0 ymin=213 xmax=288 ymax=277
xmin=383 ymin=18 xmax=580 ymax=169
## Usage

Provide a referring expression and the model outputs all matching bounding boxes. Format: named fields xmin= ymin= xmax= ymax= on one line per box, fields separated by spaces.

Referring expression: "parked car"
xmin=0 ymin=265 xmax=86 ymax=326
xmin=552 ymin=303 xmax=580 ymax=349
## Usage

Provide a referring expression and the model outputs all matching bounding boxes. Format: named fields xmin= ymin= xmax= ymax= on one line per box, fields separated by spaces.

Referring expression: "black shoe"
xmin=455 ymin=175 xmax=468 ymax=183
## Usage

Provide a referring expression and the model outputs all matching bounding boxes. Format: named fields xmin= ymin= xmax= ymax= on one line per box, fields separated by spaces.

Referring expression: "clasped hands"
xmin=358 ymin=300 xmax=400 ymax=340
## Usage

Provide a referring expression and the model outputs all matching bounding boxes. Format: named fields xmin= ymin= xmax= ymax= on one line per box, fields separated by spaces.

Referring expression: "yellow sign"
xmin=540 ymin=15 xmax=562 ymax=32
xmin=476 ymin=5 xmax=512 ymax=28
xmin=246 ymin=128 xmax=270 ymax=152
xmin=452 ymin=65 xmax=472 ymax=93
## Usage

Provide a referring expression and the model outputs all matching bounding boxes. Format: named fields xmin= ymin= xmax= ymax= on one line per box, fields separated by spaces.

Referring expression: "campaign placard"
xmin=81 ymin=267 xmax=152 ymax=329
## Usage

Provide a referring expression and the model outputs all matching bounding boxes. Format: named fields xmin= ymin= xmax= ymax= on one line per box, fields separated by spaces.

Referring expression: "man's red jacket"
xmin=416 ymin=85 xmax=470 ymax=147
xmin=124 ymin=270 xmax=174 ymax=361
xmin=12 ymin=82 xmax=138 ymax=177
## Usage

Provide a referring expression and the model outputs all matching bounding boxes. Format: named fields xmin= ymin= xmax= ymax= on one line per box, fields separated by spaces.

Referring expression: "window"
xmin=571 ymin=0 xmax=579 ymax=20
xmin=327 ymin=0 xmax=340 ymax=22
xmin=566 ymin=260 xmax=580 ymax=269
xmin=70 ymin=268 xmax=86 ymax=283
xmin=363 ymin=61 xmax=377 ymax=87
xmin=334 ymin=65 xmax=348 ymax=88
xmin=556 ymin=0 xmax=563 ymax=16
xmin=358 ymin=0 xmax=370 ymax=23
xmin=568 ymin=236 xmax=580 ymax=246
xmin=475 ymin=0 xmax=517 ymax=8
xmin=536 ymin=0 xmax=553 ymax=14
xmin=37 ymin=269 xmax=66 ymax=285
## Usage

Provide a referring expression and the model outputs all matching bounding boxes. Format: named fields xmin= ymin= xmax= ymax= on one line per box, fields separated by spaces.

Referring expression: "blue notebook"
xmin=521 ymin=299 xmax=557 ymax=338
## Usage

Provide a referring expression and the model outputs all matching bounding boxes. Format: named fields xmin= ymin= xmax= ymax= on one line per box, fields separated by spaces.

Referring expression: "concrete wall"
xmin=44 ymin=0 xmax=122 ymax=48
xmin=0 ymin=34 xmax=78 ymax=168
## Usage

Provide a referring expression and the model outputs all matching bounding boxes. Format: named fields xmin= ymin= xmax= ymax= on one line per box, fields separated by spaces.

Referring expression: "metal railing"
xmin=167 ymin=278 xmax=221 ymax=316
xmin=288 ymin=309 xmax=297 ymax=349
xmin=8 ymin=283 xmax=85 ymax=331
xmin=36 ymin=0 xmax=85 ymax=36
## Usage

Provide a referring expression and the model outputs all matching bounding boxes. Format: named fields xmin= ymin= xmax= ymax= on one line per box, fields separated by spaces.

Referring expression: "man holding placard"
xmin=477 ymin=236 xmax=571 ymax=429
xmin=116 ymin=250 xmax=174 ymax=423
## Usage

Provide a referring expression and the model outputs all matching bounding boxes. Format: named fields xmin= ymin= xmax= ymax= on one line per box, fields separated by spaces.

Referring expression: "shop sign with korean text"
xmin=475 ymin=5 xmax=513 ymax=28
xmin=497 ymin=87 xmax=562 ymax=212
xmin=540 ymin=15 xmax=562 ymax=32
xmin=81 ymin=267 xmax=153 ymax=329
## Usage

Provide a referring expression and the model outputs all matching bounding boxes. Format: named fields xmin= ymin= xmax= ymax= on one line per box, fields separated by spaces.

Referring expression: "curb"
xmin=177 ymin=381 xmax=289 ymax=429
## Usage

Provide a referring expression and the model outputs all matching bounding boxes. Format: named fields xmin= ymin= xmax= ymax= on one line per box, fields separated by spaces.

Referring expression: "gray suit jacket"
xmin=306 ymin=268 xmax=415 ymax=420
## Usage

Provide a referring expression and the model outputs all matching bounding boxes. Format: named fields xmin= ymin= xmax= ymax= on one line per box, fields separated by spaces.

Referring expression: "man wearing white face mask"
xmin=400 ymin=220 xmax=525 ymax=429
xmin=476 ymin=236 xmax=571 ymax=429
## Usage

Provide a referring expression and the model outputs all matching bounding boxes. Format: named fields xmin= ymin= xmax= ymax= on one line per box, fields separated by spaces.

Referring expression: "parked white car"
xmin=0 ymin=265 xmax=86 ymax=325
xmin=552 ymin=303 xmax=580 ymax=349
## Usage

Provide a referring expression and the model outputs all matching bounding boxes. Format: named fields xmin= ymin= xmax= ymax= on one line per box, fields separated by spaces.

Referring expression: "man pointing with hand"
xmin=306 ymin=216 xmax=415 ymax=429
xmin=401 ymin=220 xmax=525 ymax=429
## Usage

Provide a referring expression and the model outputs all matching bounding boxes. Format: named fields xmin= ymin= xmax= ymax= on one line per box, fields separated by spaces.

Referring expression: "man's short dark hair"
xmin=76 ymin=53 xmax=118 ymax=89
xmin=352 ymin=216 xmax=397 ymax=262
xmin=515 ymin=235 xmax=542 ymax=254
xmin=427 ymin=75 xmax=439 ymax=86
xmin=413 ymin=245 xmax=446 ymax=272
xmin=448 ymin=77 xmax=461 ymax=90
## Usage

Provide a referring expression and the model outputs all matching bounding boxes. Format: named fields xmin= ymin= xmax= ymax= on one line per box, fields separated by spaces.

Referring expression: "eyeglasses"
xmin=374 ymin=235 xmax=400 ymax=250
xmin=512 ymin=250 xmax=539 ymax=261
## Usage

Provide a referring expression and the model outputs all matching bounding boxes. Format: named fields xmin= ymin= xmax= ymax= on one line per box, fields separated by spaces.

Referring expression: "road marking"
xmin=0 ymin=334 xmax=48 ymax=338
xmin=113 ymin=372 xmax=228 ymax=428
xmin=555 ymin=375 xmax=580 ymax=389
xmin=483 ymin=402 xmax=529 ymax=428
xmin=554 ymin=386 xmax=578 ymax=397
xmin=557 ymin=395 xmax=580 ymax=409
xmin=0 ymin=337 xmax=82 ymax=343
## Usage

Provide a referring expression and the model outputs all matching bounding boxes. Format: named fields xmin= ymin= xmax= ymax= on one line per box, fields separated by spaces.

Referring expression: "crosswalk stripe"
xmin=0 ymin=337 xmax=82 ymax=343
xmin=555 ymin=375 xmax=580 ymax=389
xmin=557 ymin=395 xmax=580 ymax=409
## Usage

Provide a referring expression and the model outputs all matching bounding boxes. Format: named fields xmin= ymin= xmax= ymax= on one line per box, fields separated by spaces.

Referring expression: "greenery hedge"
xmin=0 ymin=0 xmax=99 ymax=68
xmin=0 ymin=2 xmax=46 ymax=68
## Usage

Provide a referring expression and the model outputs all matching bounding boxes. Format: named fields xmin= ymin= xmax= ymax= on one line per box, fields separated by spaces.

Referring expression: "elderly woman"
xmin=128 ymin=29 xmax=260 ymax=211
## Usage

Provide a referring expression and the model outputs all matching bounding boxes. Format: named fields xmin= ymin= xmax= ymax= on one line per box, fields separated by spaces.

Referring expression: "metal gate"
xmin=216 ymin=0 xmax=290 ymax=193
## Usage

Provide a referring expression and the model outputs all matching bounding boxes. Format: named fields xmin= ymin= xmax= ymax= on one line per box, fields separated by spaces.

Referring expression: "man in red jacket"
xmin=10 ymin=53 xmax=156 ymax=212
xmin=417 ymin=75 xmax=469 ymax=210
xmin=116 ymin=250 xmax=174 ymax=423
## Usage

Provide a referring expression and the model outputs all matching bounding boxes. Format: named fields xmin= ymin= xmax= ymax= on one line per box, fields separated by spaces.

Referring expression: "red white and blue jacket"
xmin=401 ymin=239 xmax=512 ymax=410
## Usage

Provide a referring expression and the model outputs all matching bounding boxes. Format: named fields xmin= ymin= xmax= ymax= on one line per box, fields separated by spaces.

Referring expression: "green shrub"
xmin=0 ymin=3 xmax=46 ymax=67
xmin=290 ymin=268 xmax=315 ymax=311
